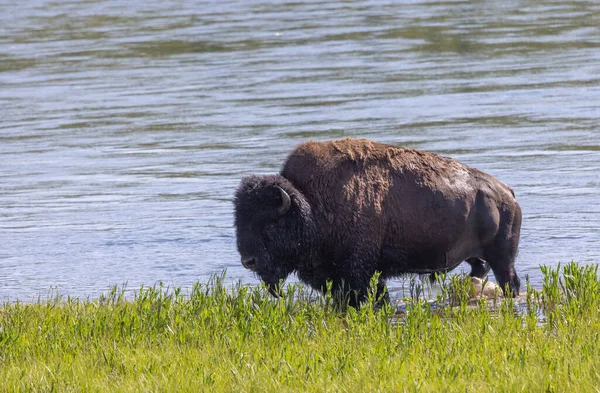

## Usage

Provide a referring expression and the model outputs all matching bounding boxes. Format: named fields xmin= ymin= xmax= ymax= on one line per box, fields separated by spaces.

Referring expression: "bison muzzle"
xmin=234 ymin=138 xmax=522 ymax=307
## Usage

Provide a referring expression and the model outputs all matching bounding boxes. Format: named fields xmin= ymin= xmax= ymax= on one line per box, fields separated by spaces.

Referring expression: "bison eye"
xmin=263 ymin=226 xmax=274 ymax=238
xmin=263 ymin=223 xmax=278 ymax=241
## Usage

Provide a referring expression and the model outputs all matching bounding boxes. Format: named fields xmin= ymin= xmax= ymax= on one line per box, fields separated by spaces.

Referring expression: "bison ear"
xmin=276 ymin=186 xmax=291 ymax=215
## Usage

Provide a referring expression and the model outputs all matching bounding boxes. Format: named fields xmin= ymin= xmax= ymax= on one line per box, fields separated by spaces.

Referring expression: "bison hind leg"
xmin=467 ymin=257 xmax=491 ymax=278
xmin=484 ymin=233 xmax=521 ymax=297
xmin=427 ymin=257 xmax=490 ymax=284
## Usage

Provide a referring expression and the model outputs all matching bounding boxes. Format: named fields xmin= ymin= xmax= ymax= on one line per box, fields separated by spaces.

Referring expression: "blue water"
xmin=1 ymin=0 xmax=599 ymax=300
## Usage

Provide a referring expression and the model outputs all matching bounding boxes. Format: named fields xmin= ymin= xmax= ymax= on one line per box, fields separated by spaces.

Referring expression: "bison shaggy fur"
xmin=234 ymin=138 xmax=521 ymax=306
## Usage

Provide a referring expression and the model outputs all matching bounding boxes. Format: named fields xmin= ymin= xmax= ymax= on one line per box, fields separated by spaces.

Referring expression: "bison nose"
xmin=241 ymin=256 xmax=257 ymax=270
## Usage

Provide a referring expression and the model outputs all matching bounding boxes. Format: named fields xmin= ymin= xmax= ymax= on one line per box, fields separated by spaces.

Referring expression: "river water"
xmin=1 ymin=0 xmax=599 ymax=301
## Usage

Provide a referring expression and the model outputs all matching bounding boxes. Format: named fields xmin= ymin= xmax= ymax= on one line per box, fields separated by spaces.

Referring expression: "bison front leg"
xmin=329 ymin=261 xmax=388 ymax=309
xmin=325 ymin=278 xmax=362 ymax=309
xmin=330 ymin=277 xmax=389 ymax=309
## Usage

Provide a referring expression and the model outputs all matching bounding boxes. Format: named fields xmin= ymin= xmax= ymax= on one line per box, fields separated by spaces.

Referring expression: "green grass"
xmin=1 ymin=263 xmax=600 ymax=392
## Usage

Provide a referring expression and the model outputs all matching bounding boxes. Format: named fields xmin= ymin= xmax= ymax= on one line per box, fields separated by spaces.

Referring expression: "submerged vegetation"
xmin=1 ymin=263 xmax=599 ymax=392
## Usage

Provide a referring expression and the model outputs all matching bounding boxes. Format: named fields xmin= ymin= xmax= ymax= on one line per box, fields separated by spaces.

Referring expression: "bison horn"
xmin=276 ymin=186 xmax=291 ymax=215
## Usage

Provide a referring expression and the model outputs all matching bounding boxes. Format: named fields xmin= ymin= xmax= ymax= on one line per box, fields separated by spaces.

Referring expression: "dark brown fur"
xmin=234 ymin=138 xmax=521 ymax=306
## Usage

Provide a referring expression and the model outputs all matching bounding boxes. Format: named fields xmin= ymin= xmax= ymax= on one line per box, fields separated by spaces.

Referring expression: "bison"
xmin=234 ymin=138 xmax=521 ymax=307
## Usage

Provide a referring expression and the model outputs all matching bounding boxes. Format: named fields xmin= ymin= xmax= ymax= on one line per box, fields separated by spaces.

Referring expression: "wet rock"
xmin=470 ymin=277 xmax=503 ymax=299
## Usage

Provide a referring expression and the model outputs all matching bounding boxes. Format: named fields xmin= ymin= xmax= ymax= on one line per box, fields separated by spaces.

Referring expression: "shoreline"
xmin=1 ymin=263 xmax=599 ymax=391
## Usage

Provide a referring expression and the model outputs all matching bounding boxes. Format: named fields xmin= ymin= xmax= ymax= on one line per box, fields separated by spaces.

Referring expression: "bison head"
xmin=234 ymin=175 xmax=311 ymax=296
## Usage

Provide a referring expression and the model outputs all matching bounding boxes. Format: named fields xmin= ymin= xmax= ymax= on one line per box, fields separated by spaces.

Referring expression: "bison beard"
xmin=234 ymin=138 xmax=522 ymax=308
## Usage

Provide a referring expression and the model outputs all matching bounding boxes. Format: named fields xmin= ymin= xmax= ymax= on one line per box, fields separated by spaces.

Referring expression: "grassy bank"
xmin=1 ymin=263 xmax=599 ymax=392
